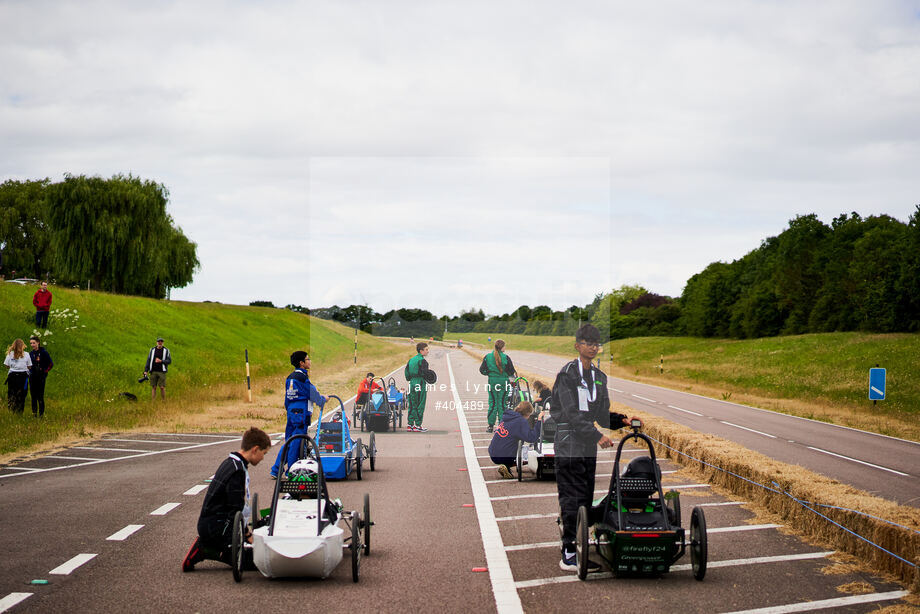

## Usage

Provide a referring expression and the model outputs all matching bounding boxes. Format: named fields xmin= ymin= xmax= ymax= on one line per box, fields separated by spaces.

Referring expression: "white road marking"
xmin=697 ymin=501 xmax=744 ymax=507
xmin=150 ymin=502 xmax=181 ymax=516
xmin=806 ymin=447 xmax=909 ymax=476
xmin=721 ymin=590 xmax=909 ymax=614
xmin=484 ymin=470 xmax=680 ymax=485
xmin=721 ymin=421 xmax=777 ymax=439
xmin=496 ymin=513 xmax=556 ymax=522
xmin=100 ymin=438 xmax=190 ymax=444
xmin=491 ymin=484 xmax=708 ymax=501
xmin=73 ymin=446 xmax=149 ymax=453
xmin=49 ymin=553 xmax=97 ymax=575
xmin=3 ymin=466 xmax=40 ymax=472
xmin=668 ymin=404 xmax=703 ymax=416
xmin=505 ymin=541 xmax=558 ymax=551
xmin=183 ymin=484 xmax=209 ymax=496
xmin=46 ymin=455 xmax=104 ymax=461
xmin=612 ymin=388 xmax=624 ymax=393
xmin=447 ymin=354 xmax=523 ymax=614
xmin=708 ymin=523 xmax=780 ymax=533
xmin=514 ymin=551 xmax=835 ymax=588
xmin=0 ymin=438 xmax=239 ymax=480
xmin=107 ymin=524 xmax=145 ymax=541
xmin=145 ymin=432 xmax=235 ymax=438
xmin=631 ymin=394 xmax=657 ymax=403
xmin=0 ymin=593 xmax=32 ymax=613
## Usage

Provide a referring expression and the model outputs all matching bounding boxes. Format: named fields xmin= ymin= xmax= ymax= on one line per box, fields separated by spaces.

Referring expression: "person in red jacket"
xmin=32 ymin=282 xmax=52 ymax=328
xmin=356 ymin=372 xmax=382 ymax=406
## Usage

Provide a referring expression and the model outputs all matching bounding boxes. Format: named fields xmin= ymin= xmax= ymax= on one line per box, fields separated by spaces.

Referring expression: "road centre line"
xmin=612 ymin=388 xmax=624 ymax=393
xmin=73 ymin=446 xmax=150 ymax=453
xmin=632 ymin=394 xmax=657 ymax=403
xmin=107 ymin=524 xmax=145 ymax=541
xmin=806 ymin=447 xmax=909 ymax=476
xmin=720 ymin=590 xmax=909 ymax=614
xmin=100 ymin=438 xmax=193 ymax=444
xmin=0 ymin=437 xmax=239 ymax=480
xmin=448 ymin=354 xmax=522 ymax=614
xmin=0 ymin=593 xmax=32 ymax=613
xmin=150 ymin=502 xmax=182 ymax=515
xmin=720 ymin=421 xmax=777 ymax=439
xmin=49 ymin=553 xmax=98 ymax=575
xmin=184 ymin=484 xmax=208 ymax=496
xmin=668 ymin=405 xmax=703 ymax=416
xmin=491 ymin=484 xmax=708 ymax=501
xmin=513 ymin=551 xmax=836 ymax=588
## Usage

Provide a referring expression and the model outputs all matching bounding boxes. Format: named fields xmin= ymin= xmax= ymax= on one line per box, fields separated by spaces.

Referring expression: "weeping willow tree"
xmin=0 ymin=178 xmax=53 ymax=279
xmin=46 ymin=174 xmax=199 ymax=297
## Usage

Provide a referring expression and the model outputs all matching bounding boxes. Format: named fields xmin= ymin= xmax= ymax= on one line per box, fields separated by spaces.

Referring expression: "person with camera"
xmin=143 ymin=337 xmax=171 ymax=400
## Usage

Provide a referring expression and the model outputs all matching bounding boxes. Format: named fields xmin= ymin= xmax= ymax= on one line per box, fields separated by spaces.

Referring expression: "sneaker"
xmin=559 ymin=550 xmax=601 ymax=573
xmin=416 ymin=426 xmax=429 ymax=432
xmin=182 ymin=537 xmax=204 ymax=572
xmin=407 ymin=425 xmax=417 ymax=432
xmin=269 ymin=472 xmax=277 ymax=480
xmin=497 ymin=465 xmax=513 ymax=479
xmin=486 ymin=425 xmax=494 ymax=433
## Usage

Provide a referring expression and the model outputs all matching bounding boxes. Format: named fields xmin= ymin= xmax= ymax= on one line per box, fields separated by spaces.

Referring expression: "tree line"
xmin=0 ymin=175 xmax=199 ymax=298
xmin=298 ymin=207 xmax=920 ymax=341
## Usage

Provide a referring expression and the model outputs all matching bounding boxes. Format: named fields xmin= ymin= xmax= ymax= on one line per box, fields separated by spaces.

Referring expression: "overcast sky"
xmin=2 ymin=1 xmax=919 ymax=316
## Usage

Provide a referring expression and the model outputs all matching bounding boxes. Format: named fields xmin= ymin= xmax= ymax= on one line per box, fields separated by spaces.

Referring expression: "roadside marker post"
xmin=245 ymin=349 xmax=252 ymax=403
xmin=869 ymin=367 xmax=886 ymax=402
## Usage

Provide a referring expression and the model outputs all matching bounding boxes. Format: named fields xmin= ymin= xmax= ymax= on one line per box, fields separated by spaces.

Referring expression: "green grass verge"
xmin=456 ymin=331 xmax=920 ymax=440
xmin=0 ymin=283 xmax=402 ymax=456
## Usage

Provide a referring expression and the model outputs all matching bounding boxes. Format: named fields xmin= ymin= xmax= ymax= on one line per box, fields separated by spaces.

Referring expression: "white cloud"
xmin=2 ymin=1 xmax=919 ymax=314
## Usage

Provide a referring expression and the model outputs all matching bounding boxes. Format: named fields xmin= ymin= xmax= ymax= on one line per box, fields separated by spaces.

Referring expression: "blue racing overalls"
xmin=270 ymin=368 xmax=326 ymax=477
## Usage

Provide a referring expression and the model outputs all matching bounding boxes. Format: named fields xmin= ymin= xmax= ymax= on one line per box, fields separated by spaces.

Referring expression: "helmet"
xmin=622 ymin=456 xmax=659 ymax=481
xmin=287 ymin=458 xmax=319 ymax=482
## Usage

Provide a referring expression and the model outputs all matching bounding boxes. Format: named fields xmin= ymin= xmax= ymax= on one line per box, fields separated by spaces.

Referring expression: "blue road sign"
xmin=869 ymin=368 xmax=886 ymax=401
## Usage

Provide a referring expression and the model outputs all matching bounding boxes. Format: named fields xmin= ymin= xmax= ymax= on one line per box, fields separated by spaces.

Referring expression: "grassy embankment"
xmin=456 ymin=332 xmax=920 ymax=442
xmin=0 ymin=284 xmax=409 ymax=460
xmin=462 ymin=342 xmax=920 ymax=588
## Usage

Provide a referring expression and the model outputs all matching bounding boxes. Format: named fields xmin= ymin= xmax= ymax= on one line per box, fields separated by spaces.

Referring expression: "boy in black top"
xmin=28 ymin=336 xmax=53 ymax=417
xmin=182 ymin=427 xmax=271 ymax=572
xmin=550 ymin=324 xmax=636 ymax=572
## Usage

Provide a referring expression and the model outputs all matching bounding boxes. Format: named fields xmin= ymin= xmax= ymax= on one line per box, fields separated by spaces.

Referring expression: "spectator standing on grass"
xmin=269 ymin=351 xmax=326 ymax=479
xmin=32 ymin=281 xmax=52 ymax=328
xmin=405 ymin=342 xmax=436 ymax=432
xmin=144 ymin=337 xmax=171 ymax=400
xmin=479 ymin=339 xmax=516 ymax=433
xmin=4 ymin=339 xmax=32 ymax=413
xmin=550 ymin=324 xmax=635 ymax=573
xmin=28 ymin=336 xmax=52 ymax=418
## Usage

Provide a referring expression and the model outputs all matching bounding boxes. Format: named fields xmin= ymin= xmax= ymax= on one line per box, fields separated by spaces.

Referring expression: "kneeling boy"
xmin=182 ymin=427 xmax=271 ymax=571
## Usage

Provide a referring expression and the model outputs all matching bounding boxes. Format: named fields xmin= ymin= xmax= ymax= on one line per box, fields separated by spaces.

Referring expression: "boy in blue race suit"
xmin=269 ymin=351 xmax=326 ymax=479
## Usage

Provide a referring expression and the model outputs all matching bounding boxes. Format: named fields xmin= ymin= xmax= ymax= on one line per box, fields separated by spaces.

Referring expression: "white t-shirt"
xmin=4 ymin=352 xmax=32 ymax=373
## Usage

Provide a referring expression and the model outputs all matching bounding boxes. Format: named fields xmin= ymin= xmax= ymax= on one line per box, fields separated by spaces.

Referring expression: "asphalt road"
xmin=504 ymin=349 xmax=920 ymax=507
xmin=0 ymin=348 xmax=911 ymax=613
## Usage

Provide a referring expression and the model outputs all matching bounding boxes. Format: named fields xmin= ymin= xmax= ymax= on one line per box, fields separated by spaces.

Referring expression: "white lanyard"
xmin=577 ymin=361 xmax=597 ymax=403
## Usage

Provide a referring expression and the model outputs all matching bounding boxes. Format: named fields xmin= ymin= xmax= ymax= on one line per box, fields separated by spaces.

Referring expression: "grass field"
xmin=456 ymin=331 xmax=920 ymax=441
xmin=0 ymin=284 xmax=409 ymax=458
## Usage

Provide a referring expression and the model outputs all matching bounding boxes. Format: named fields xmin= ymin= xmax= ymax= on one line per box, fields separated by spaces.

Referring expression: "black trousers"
xmin=30 ymin=374 xmax=46 ymax=416
xmin=556 ymin=454 xmax=598 ymax=552
xmin=6 ymin=372 xmax=28 ymax=413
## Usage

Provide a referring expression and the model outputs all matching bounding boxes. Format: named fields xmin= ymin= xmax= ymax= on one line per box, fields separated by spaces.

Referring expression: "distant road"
xmin=507 ymin=349 xmax=920 ymax=507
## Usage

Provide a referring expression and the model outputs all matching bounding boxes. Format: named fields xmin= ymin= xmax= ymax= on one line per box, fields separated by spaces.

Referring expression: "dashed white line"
xmin=447 ymin=354 xmax=523 ymax=614
xmin=708 ymin=523 xmax=780 ymax=533
xmin=183 ymin=484 xmax=209 ymax=496
xmin=513 ymin=551 xmax=835 ymax=588
xmin=496 ymin=513 xmax=556 ymax=522
xmin=491 ymin=484 xmax=708 ymax=501
xmin=150 ymin=502 xmax=182 ymax=516
xmin=46 ymin=455 xmax=106 ymax=461
xmin=612 ymin=388 xmax=624 ymax=393
xmin=99 ymin=438 xmax=191 ymax=444
xmin=806 ymin=447 xmax=909 ymax=476
xmin=49 ymin=553 xmax=98 ymax=575
xmin=720 ymin=421 xmax=777 ymax=439
xmin=721 ymin=590 xmax=909 ymax=614
xmin=631 ymin=394 xmax=657 ymax=403
xmin=0 ymin=593 xmax=32 ymax=613
xmin=73 ymin=446 xmax=149 ymax=453
xmin=668 ymin=404 xmax=703 ymax=416
xmin=107 ymin=524 xmax=145 ymax=541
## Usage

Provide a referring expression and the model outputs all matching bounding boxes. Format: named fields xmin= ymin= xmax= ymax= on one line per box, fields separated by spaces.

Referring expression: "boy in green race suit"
xmin=405 ymin=342 xmax=436 ymax=432
xmin=479 ymin=339 xmax=517 ymax=432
